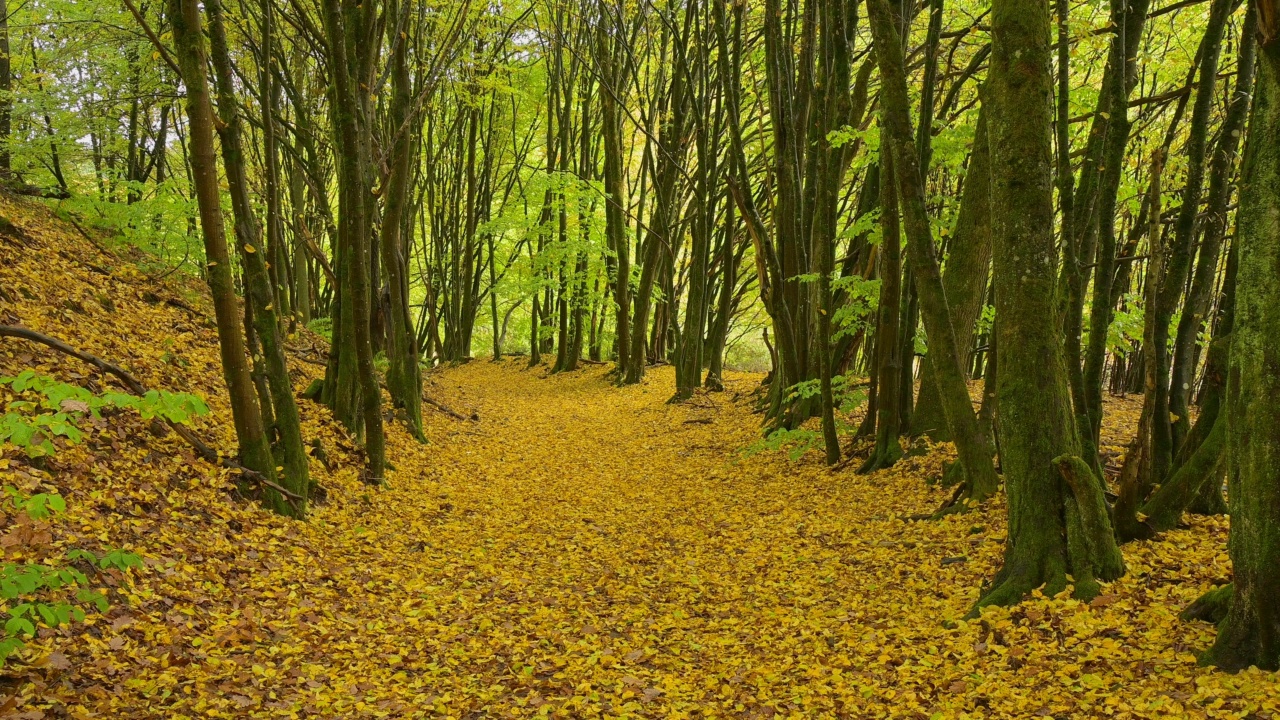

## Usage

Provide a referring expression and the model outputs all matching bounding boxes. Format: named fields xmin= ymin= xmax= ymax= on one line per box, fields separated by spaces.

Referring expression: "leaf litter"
xmin=0 ymin=196 xmax=1277 ymax=718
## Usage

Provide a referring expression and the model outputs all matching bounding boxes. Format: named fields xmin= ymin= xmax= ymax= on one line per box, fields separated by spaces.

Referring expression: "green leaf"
xmin=36 ymin=604 xmax=58 ymax=626
xmin=4 ymin=616 xmax=35 ymax=637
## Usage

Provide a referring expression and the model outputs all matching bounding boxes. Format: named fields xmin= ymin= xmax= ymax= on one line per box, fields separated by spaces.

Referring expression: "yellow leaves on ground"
xmin=0 ymin=194 xmax=1277 ymax=718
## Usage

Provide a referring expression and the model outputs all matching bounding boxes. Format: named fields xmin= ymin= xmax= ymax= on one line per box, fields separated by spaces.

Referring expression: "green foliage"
xmin=0 ymin=372 xmax=209 ymax=457
xmin=1107 ymin=293 xmax=1145 ymax=354
xmin=832 ymin=275 xmax=882 ymax=341
xmin=55 ymin=189 xmax=203 ymax=275
xmin=0 ymin=490 xmax=140 ymax=666
xmin=742 ymin=374 xmax=867 ymax=461
xmin=974 ymin=304 xmax=996 ymax=338
xmin=0 ymin=374 xmax=156 ymax=664
xmin=5 ymin=488 xmax=67 ymax=520
xmin=743 ymin=426 xmax=822 ymax=462
xmin=307 ymin=317 xmax=334 ymax=342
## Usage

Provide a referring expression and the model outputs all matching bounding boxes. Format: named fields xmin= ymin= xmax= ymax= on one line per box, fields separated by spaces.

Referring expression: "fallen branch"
xmin=423 ymin=394 xmax=470 ymax=421
xmin=0 ymin=324 xmax=304 ymax=504
xmin=60 ymin=213 xmax=119 ymax=262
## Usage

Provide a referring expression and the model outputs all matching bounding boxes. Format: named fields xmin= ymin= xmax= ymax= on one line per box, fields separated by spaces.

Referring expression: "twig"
xmin=119 ymin=0 xmax=183 ymax=78
xmin=0 ymin=324 xmax=303 ymax=504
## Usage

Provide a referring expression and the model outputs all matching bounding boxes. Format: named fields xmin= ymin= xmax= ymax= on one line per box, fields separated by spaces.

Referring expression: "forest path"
xmin=354 ymin=361 xmax=1246 ymax=718
xmin=346 ymin=359 xmax=1008 ymax=717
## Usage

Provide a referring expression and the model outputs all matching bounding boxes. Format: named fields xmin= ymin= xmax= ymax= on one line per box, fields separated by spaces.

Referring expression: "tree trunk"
xmin=1203 ymin=10 xmax=1280 ymax=671
xmin=0 ymin=0 xmax=9 ymax=177
xmin=1169 ymin=6 xmax=1257 ymax=454
xmin=867 ymin=0 xmax=998 ymax=502
xmin=911 ymin=106 xmax=992 ymax=442
xmin=598 ymin=10 xmax=630 ymax=379
xmin=206 ymin=0 xmax=310 ymax=515
xmin=380 ymin=0 xmax=425 ymax=440
xmin=978 ymin=0 xmax=1124 ymax=609
xmin=166 ymin=0 xmax=276 ymax=490
xmin=1079 ymin=0 xmax=1153 ymax=456
xmin=859 ymin=152 xmax=903 ymax=474
xmin=320 ymin=0 xmax=385 ymax=482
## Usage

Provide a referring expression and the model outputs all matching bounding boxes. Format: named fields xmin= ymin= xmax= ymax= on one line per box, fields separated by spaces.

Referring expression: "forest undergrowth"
xmin=0 ymin=196 xmax=1275 ymax=718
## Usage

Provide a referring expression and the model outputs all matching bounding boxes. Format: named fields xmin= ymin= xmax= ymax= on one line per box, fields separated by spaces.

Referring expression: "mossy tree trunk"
xmin=320 ymin=0 xmax=385 ymax=483
xmin=1163 ymin=0 xmax=1237 ymax=455
xmin=625 ymin=14 xmax=687 ymax=386
xmin=859 ymin=152 xmax=904 ymax=474
xmin=1079 ymin=0 xmax=1152 ymax=458
xmin=866 ymin=0 xmax=998 ymax=503
xmin=910 ymin=107 xmax=992 ymax=443
xmin=206 ymin=0 xmax=310 ymax=516
xmin=597 ymin=9 xmax=629 ymax=380
xmin=978 ymin=0 xmax=1124 ymax=609
xmin=166 ymin=0 xmax=276 ymax=492
xmin=1203 ymin=7 xmax=1280 ymax=671
xmin=379 ymin=0 xmax=424 ymax=441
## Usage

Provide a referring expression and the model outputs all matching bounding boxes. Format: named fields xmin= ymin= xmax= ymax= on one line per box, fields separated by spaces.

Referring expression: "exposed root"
xmin=1181 ymin=584 xmax=1232 ymax=625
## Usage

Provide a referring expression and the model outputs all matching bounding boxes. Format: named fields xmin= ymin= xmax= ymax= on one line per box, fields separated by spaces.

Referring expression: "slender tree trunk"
xmin=1080 ymin=0 xmax=1153 ymax=456
xmin=260 ymin=0 xmax=290 ymax=321
xmin=206 ymin=0 xmax=309 ymax=515
xmin=1147 ymin=0 xmax=1234 ymax=482
xmin=1115 ymin=156 xmax=1167 ymax=540
xmin=0 ymin=0 xmax=10 ymax=177
xmin=320 ymin=0 xmax=385 ymax=482
xmin=598 ymin=9 xmax=630 ymax=378
xmin=290 ymin=158 xmax=313 ymax=325
xmin=867 ymin=0 xmax=998 ymax=502
xmin=380 ymin=0 xmax=424 ymax=440
xmin=911 ymin=106 xmax=992 ymax=441
xmin=626 ymin=28 xmax=686 ymax=385
xmin=166 ymin=0 xmax=276 ymax=488
xmin=1169 ymin=7 xmax=1257 ymax=454
xmin=860 ymin=152 xmax=903 ymax=474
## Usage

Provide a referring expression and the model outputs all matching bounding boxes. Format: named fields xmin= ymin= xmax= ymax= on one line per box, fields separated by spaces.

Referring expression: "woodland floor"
xmin=1 ymin=193 xmax=1278 ymax=718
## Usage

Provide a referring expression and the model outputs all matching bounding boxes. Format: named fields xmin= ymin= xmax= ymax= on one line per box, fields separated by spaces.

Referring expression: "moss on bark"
xmin=1202 ymin=23 xmax=1280 ymax=672
xmin=975 ymin=0 xmax=1124 ymax=612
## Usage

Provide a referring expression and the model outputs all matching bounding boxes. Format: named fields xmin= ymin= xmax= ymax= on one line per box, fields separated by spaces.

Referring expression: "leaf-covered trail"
xmin=16 ymin=357 xmax=1280 ymax=719
xmin=1 ymin=194 xmax=1276 ymax=718
xmin=350 ymin=363 xmax=1271 ymax=719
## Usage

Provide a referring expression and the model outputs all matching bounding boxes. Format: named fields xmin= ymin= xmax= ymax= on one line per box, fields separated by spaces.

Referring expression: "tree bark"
xmin=867 ymin=0 xmax=998 ymax=501
xmin=380 ymin=0 xmax=425 ymax=440
xmin=205 ymin=0 xmax=310 ymax=515
xmin=1169 ymin=6 xmax=1258 ymax=455
xmin=978 ymin=0 xmax=1124 ymax=609
xmin=1204 ymin=7 xmax=1280 ymax=671
xmin=166 ymin=0 xmax=276 ymax=489
xmin=911 ymin=106 xmax=992 ymax=441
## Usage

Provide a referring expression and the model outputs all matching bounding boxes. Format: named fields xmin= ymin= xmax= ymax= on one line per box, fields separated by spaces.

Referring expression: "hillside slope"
xmin=0 ymin=194 xmax=1276 ymax=719
xmin=0 ymin=193 xmax=458 ymax=716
